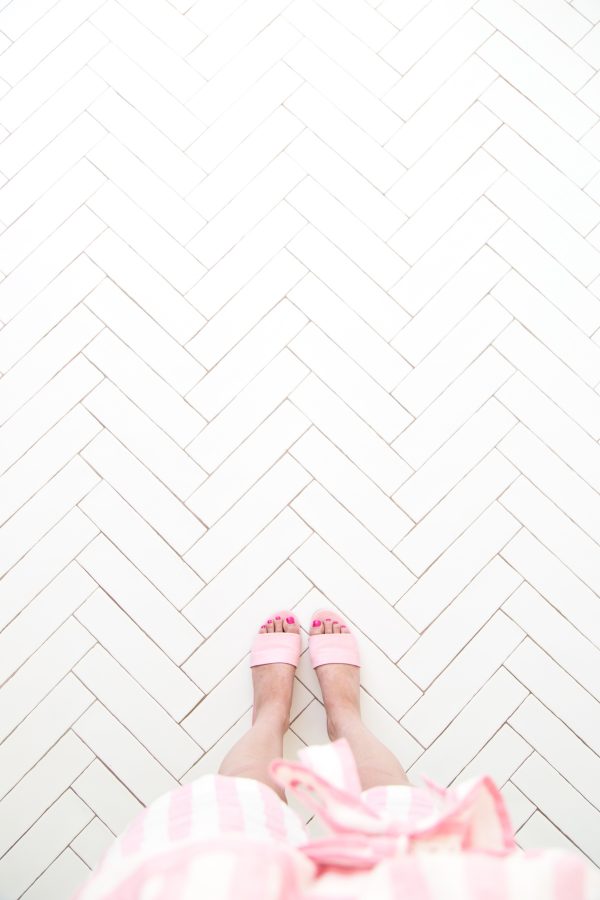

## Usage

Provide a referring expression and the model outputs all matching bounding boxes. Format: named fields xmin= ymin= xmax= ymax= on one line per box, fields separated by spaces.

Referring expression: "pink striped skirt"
xmin=73 ymin=740 xmax=600 ymax=900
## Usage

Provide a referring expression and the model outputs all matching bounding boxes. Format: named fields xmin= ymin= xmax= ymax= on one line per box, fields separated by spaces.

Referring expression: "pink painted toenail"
xmin=275 ymin=615 xmax=281 ymax=620
xmin=312 ymin=619 xmax=321 ymax=627
xmin=325 ymin=618 xmax=331 ymax=621
xmin=332 ymin=620 xmax=338 ymax=624
xmin=286 ymin=616 xmax=295 ymax=624
xmin=267 ymin=619 xmax=273 ymax=623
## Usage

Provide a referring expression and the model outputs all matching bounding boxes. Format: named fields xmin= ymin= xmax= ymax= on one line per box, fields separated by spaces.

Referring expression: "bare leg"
xmin=218 ymin=614 xmax=299 ymax=802
xmin=311 ymin=615 xmax=410 ymax=790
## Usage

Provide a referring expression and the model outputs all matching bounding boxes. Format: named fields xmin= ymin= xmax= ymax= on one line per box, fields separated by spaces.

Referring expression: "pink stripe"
xmin=168 ymin=782 xmax=194 ymax=842
xmin=260 ymin=782 xmax=287 ymax=840
xmin=554 ymin=852 xmax=586 ymax=900
xmin=120 ymin=806 xmax=147 ymax=856
xmin=389 ymin=858 xmax=433 ymax=900
xmin=465 ymin=854 xmax=508 ymax=900
xmin=215 ymin=775 xmax=245 ymax=833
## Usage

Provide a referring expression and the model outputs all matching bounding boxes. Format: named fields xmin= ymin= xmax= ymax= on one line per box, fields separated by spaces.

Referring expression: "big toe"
xmin=282 ymin=612 xmax=300 ymax=633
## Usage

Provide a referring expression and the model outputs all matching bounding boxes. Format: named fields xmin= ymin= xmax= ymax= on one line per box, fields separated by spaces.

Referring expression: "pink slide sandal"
xmin=309 ymin=609 xmax=361 ymax=669
xmin=249 ymin=610 xmax=302 ymax=668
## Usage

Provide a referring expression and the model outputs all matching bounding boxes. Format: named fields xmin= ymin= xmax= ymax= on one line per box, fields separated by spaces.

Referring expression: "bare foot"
xmin=252 ymin=613 xmax=299 ymax=730
xmin=310 ymin=612 xmax=361 ymax=740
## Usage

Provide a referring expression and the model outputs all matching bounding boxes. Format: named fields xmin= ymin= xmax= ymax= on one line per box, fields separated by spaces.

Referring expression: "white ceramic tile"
xmin=0 ymin=0 xmax=599 ymax=874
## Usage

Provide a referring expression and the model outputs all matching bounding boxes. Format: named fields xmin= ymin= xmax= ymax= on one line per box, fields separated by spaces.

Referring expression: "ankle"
xmin=326 ymin=703 xmax=362 ymax=741
xmin=252 ymin=702 xmax=289 ymax=733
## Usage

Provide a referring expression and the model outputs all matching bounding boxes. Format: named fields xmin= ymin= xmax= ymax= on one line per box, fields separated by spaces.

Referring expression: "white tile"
xmin=88 ymin=135 xmax=205 ymax=244
xmin=401 ymin=612 xmax=524 ymax=745
xmin=502 ymin=782 xmax=536 ymax=831
xmin=456 ymin=723 xmax=531 ymax=787
xmin=87 ymin=182 xmax=205 ymax=294
xmin=186 ymin=350 xmax=308 ymax=473
xmin=82 ymin=431 xmax=205 ymax=554
xmin=516 ymin=810 xmax=582 ymax=856
xmin=515 ymin=0 xmax=590 ymax=46
xmin=71 ymin=817 xmax=114 ymax=869
xmin=73 ymin=759 xmax=142 ymax=836
xmin=88 ymin=89 xmax=204 ymax=197
xmin=188 ymin=18 xmax=300 ymax=124
xmin=186 ymin=455 xmax=310 ymax=579
xmin=0 ymin=791 xmax=92 ymax=900
xmin=284 ymin=0 xmax=398 ymax=94
xmin=0 ymin=731 xmax=93 ymax=856
xmin=188 ymin=107 xmax=304 ymax=219
xmin=82 ymin=379 xmax=206 ymax=501
xmin=390 ymin=199 xmax=506 ymax=315
xmin=489 ymin=221 xmax=600 ymax=334
xmin=510 ymin=696 xmax=600 ymax=811
xmin=286 ymin=130 xmax=405 ymax=240
xmin=183 ymin=509 xmax=311 ymax=636
xmin=386 ymin=56 xmax=497 ymax=167
xmin=77 ymin=534 xmax=202 ymax=663
xmin=0 ymin=457 xmax=99 ymax=579
xmin=183 ymin=559 xmax=312 ymax=690
xmin=394 ymin=398 xmax=516 ymax=520
xmin=399 ymin=556 xmax=522 ymax=688
xmin=75 ymin=646 xmax=201 ymax=779
xmin=185 ymin=202 xmax=306 ymax=318
xmin=408 ymin=668 xmax=527 ymax=786
xmin=0 ymin=562 xmax=95 ymax=685
xmin=499 ymin=423 xmax=600 ymax=544
xmin=390 ymin=149 xmax=504 ymax=264
xmin=287 ymin=177 xmax=407 ymax=289
xmin=290 ymin=374 xmax=411 ymax=494
xmin=287 ymin=225 xmax=408 ymax=340
xmin=291 ymin=323 xmax=411 ymax=441
xmin=388 ymin=104 xmax=501 ymax=217
xmin=79 ymin=482 xmax=203 ymax=609
xmin=393 ymin=348 xmax=514 ymax=468
xmin=291 ymin=481 xmax=415 ymax=603
xmin=284 ymin=83 xmax=404 ymax=192
xmin=475 ymin=0 xmax=593 ymax=90
xmin=385 ymin=12 xmax=494 ymax=120
xmin=89 ymin=44 xmax=203 ymax=149
xmin=119 ymin=0 xmax=203 ymax=54
xmin=21 ymin=849 xmax=90 ymax=900
xmin=186 ymin=401 xmax=309 ymax=525
xmin=505 ymin=639 xmax=600 ymax=755
xmin=75 ymin=589 xmax=202 ymax=720
xmin=481 ymin=77 xmax=600 ymax=187
xmin=85 ymin=230 xmax=204 ymax=344
xmin=487 ymin=172 xmax=600 ymax=284
xmin=512 ymin=753 xmax=600 ymax=864
xmin=380 ymin=0 xmax=478 ymax=75
xmin=396 ymin=502 xmax=520 ymax=631
xmin=0 ymin=618 xmax=94 ymax=743
xmin=290 ymin=428 xmax=413 ymax=549
xmin=186 ymin=300 xmax=307 ymax=418
xmin=84 ymin=330 xmax=205 ymax=448
xmin=0 ymin=208 xmax=105 ymax=322
xmin=500 ymin=527 xmax=600 ymax=648
xmin=479 ymin=34 xmax=597 ymax=138
xmin=73 ymin=702 xmax=176 ymax=805
xmin=500 ymin=474 xmax=600 ymax=596
xmin=291 ymin=534 xmax=418 ymax=660
xmin=503 ymin=583 xmax=600 ymax=698
xmin=188 ymin=61 xmax=301 ymax=172
xmin=285 ymin=38 xmax=401 ymax=143
xmin=394 ymin=449 xmax=519 ymax=575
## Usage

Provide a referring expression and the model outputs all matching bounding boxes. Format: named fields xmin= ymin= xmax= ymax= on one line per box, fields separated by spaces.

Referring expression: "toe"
xmin=259 ymin=624 xmax=267 ymax=634
xmin=340 ymin=625 xmax=350 ymax=634
xmin=274 ymin=615 xmax=283 ymax=633
xmin=324 ymin=617 xmax=333 ymax=634
xmin=332 ymin=620 xmax=341 ymax=634
xmin=310 ymin=616 xmax=324 ymax=635
xmin=266 ymin=619 xmax=275 ymax=633
xmin=282 ymin=613 xmax=299 ymax=633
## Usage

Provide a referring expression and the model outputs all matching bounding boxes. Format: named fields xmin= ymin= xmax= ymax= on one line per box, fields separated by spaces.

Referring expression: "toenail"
xmin=325 ymin=618 xmax=331 ymax=621
xmin=267 ymin=619 xmax=273 ymax=623
xmin=286 ymin=616 xmax=295 ymax=624
xmin=275 ymin=615 xmax=281 ymax=620
xmin=332 ymin=620 xmax=338 ymax=624
xmin=312 ymin=619 xmax=321 ymax=627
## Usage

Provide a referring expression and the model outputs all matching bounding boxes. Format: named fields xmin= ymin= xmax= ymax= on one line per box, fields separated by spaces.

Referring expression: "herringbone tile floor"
xmin=1 ymin=0 xmax=600 ymax=895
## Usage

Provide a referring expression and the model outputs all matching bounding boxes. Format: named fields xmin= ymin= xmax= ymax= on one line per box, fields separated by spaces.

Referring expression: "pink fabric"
xmin=72 ymin=739 xmax=600 ymax=900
